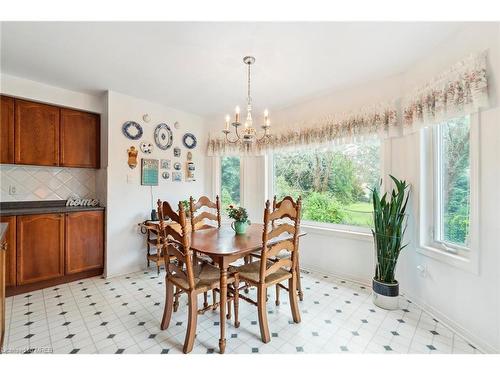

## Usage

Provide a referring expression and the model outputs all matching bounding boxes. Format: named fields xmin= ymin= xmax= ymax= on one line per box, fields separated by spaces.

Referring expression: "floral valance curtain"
xmin=402 ymin=51 xmax=489 ymax=133
xmin=207 ymin=51 xmax=490 ymax=156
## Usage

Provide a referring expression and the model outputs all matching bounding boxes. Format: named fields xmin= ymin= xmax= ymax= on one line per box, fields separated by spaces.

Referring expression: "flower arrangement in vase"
xmin=227 ymin=205 xmax=251 ymax=234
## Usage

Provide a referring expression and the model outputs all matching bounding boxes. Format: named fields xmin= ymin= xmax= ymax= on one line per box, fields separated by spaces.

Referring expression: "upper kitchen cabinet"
xmin=1 ymin=96 xmax=15 ymax=164
xmin=14 ymin=99 xmax=60 ymax=166
xmin=60 ymin=108 xmax=100 ymax=168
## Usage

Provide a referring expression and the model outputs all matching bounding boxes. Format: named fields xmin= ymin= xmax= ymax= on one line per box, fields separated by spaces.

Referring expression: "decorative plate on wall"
xmin=154 ymin=123 xmax=173 ymax=150
xmin=140 ymin=141 xmax=154 ymax=154
xmin=173 ymin=162 xmax=181 ymax=170
xmin=122 ymin=121 xmax=143 ymax=140
xmin=162 ymin=171 xmax=170 ymax=180
xmin=182 ymin=133 xmax=197 ymax=149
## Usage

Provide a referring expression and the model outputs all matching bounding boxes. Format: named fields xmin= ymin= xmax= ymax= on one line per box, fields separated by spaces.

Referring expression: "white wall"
xmin=105 ymin=91 xmax=209 ymax=277
xmin=233 ymin=23 xmax=500 ymax=352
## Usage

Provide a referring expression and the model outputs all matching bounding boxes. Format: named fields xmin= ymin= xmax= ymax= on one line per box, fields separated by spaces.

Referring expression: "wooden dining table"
xmin=188 ymin=223 xmax=306 ymax=354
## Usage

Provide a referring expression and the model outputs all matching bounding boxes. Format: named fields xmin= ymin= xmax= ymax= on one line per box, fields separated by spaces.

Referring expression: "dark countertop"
xmin=0 ymin=200 xmax=105 ymax=216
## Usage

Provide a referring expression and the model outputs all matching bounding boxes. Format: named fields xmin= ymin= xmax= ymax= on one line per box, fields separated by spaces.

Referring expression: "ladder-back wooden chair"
xmin=230 ymin=196 xmax=302 ymax=343
xmin=157 ymin=199 xmax=239 ymax=353
xmin=189 ymin=195 xmax=221 ymax=230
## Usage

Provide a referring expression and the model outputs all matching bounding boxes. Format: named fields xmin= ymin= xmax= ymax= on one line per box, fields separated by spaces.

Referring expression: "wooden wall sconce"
xmin=127 ymin=146 xmax=138 ymax=169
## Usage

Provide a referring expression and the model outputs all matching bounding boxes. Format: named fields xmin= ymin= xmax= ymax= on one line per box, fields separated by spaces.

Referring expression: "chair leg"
xmin=296 ymin=258 xmax=303 ymax=301
xmin=288 ymin=275 xmax=301 ymax=323
xmin=203 ymin=292 xmax=209 ymax=309
xmin=212 ymin=290 xmax=217 ymax=310
xmin=233 ymin=275 xmax=240 ymax=328
xmin=173 ymin=287 xmax=180 ymax=312
xmin=160 ymin=281 xmax=174 ymax=330
xmin=183 ymin=292 xmax=198 ymax=354
xmin=243 ymin=256 xmax=251 ymax=294
xmin=226 ymin=299 xmax=232 ymax=320
xmin=157 ymin=264 xmax=160 ymax=275
xmin=257 ymin=285 xmax=270 ymax=343
xmin=275 ymin=283 xmax=280 ymax=306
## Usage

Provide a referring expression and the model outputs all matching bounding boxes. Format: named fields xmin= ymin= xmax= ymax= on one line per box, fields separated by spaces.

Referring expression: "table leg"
xmin=219 ymin=267 xmax=228 ymax=354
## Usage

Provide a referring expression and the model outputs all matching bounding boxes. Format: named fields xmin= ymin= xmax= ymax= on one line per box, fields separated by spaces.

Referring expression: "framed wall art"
xmin=172 ymin=172 xmax=182 ymax=182
xmin=141 ymin=158 xmax=159 ymax=186
xmin=160 ymin=159 xmax=171 ymax=169
xmin=174 ymin=147 xmax=181 ymax=157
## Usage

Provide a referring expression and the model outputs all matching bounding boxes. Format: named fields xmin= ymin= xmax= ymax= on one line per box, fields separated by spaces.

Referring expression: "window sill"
xmin=417 ymin=244 xmax=479 ymax=275
xmin=300 ymin=222 xmax=373 ymax=242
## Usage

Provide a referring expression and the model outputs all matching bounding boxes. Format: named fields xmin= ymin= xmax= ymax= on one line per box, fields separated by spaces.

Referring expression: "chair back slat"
xmin=259 ymin=196 xmax=302 ymax=282
xmin=267 ymin=240 xmax=295 ymax=259
xmin=267 ymin=223 xmax=296 ymax=241
xmin=157 ymin=199 xmax=196 ymax=290
xmin=189 ymin=195 xmax=221 ymax=230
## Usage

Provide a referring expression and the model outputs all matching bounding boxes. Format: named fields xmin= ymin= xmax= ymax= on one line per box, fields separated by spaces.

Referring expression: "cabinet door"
xmin=65 ymin=211 xmax=104 ymax=274
xmin=0 ymin=238 xmax=5 ymax=350
xmin=17 ymin=214 xmax=64 ymax=285
xmin=14 ymin=99 xmax=60 ymax=166
xmin=60 ymin=109 xmax=100 ymax=168
xmin=1 ymin=96 xmax=15 ymax=164
xmin=0 ymin=216 xmax=16 ymax=287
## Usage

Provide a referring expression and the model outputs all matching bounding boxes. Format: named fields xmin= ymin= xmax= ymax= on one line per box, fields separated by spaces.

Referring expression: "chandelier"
xmin=222 ymin=56 xmax=271 ymax=144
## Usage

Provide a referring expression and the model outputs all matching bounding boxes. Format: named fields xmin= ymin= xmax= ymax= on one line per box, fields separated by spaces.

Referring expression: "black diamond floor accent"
xmin=59 ymin=311 xmax=67 ymax=315
xmin=213 ymin=322 xmax=219 ymax=326
xmin=325 ymin=320 xmax=332 ymax=324
xmin=24 ymin=302 xmax=32 ymax=306
xmin=122 ymin=303 xmax=128 ymax=306
xmin=24 ymin=294 xmax=32 ymax=298
xmin=384 ymin=345 xmax=392 ymax=351
xmin=69 ymin=349 xmax=80 ymax=354
xmin=149 ymin=334 xmax=157 ymax=339
xmin=24 ymin=349 xmax=35 ymax=354
xmin=24 ymin=312 xmax=33 ymax=316
xmin=129 ymin=311 xmax=136 ymax=315
xmin=161 ymin=349 xmax=169 ymax=354
xmin=352 ymin=331 xmax=359 ymax=336
xmin=271 ymin=333 xmax=278 ymax=337
xmin=100 ymin=322 xmax=108 ymax=326
xmin=336 ymin=309 xmax=342 ymax=313
xmin=145 ymin=295 xmax=151 ymax=298
xmin=62 ymin=322 xmax=71 ymax=326
xmin=115 ymin=349 xmax=125 ymax=354
xmin=430 ymin=330 xmax=439 ymax=335
xmin=154 ymin=302 xmax=160 ymax=306
xmin=402 ymin=308 xmax=410 ymax=312
xmin=251 ymin=348 xmax=259 ymax=353
xmin=345 ymin=301 xmax=351 ymax=304
xmin=231 ymin=333 xmax=238 ymax=338
xmin=65 ymin=334 xmax=75 ymax=339
xmin=138 ymin=322 xmax=145 ymax=326
xmin=251 ymin=321 xmax=257 ymax=325
xmin=361 ymin=319 xmax=368 ymax=323
xmin=397 ymin=319 xmax=405 ymax=323
xmin=340 ymin=346 xmax=348 ymax=352
xmin=206 ymin=348 xmax=214 ymax=354
xmin=391 ymin=331 xmax=399 ymax=336
xmin=314 ymin=301 xmax=319 ymax=304
xmin=312 ymin=332 xmax=319 ymax=336
xmin=427 ymin=345 xmax=437 ymax=350
xmin=369 ymin=309 xmax=376 ymax=312
xmin=24 ymin=334 xmax=34 ymax=339
xmin=296 ymin=346 xmax=304 ymax=352
xmin=94 ymin=311 xmax=102 ymax=315
xmin=107 ymin=334 xmax=116 ymax=339
xmin=176 ymin=322 xmax=182 ymax=326
xmin=57 ymin=303 xmax=64 ymax=306
xmin=89 ymin=303 xmax=96 ymax=306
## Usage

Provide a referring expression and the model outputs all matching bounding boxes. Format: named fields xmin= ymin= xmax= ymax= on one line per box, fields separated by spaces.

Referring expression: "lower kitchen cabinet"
xmin=16 ymin=214 xmax=65 ymax=285
xmin=65 ymin=211 xmax=104 ymax=274
xmin=0 ymin=216 xmax=16 ymax=287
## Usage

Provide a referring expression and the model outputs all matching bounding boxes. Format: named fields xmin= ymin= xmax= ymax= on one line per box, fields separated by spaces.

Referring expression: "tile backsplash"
xmin=0 ymin=164 xmax=96 ymax=202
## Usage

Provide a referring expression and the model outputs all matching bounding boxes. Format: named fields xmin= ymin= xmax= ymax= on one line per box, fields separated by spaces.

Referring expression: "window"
xmin=272 ymin=139 xmax=381 ymax=229
xmin=220 ymin=156 xmax=241 ymax=209
xmin=434 ymin=116 xmax=471 ymax=249
xmin=420 ymin=114 xmax=479 ymax=270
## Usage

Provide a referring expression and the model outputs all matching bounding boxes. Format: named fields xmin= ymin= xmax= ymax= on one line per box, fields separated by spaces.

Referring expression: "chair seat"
xmin=170 ymin=262 xmax=233 ymax=292
xmin=230 ymin=260 xmax=291 ymax=285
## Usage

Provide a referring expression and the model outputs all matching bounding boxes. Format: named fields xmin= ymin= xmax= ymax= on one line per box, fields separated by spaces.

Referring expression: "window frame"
xmin=418 ymin=113 xmax=480 ymax=274
xmin=267 ymin=138 xmax=386 ymax=235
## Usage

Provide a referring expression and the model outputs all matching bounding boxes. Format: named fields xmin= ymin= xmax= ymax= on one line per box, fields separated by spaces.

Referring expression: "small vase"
xmin=372 ymin=278 xmax=399 ymax=310
xmin=231 ymin=220 xmax=248 ymax=235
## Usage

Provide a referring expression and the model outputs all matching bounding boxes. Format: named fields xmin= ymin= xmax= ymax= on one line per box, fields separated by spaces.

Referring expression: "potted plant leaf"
xmin=227 ymin=205 xmax=251 ymax=234
xmin=371 ymin=175 xmax=410 ymax=310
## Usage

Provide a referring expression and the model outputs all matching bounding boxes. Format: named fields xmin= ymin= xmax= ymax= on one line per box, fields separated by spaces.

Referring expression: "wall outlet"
xmin=9 ymin=185 xmax=17 ymax=195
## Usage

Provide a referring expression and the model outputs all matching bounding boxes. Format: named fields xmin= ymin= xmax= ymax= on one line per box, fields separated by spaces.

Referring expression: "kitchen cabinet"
xmin=14 ymin=99 xmax=60 ymax=166
xmin=1 ymin=96 xmax=14 ymax=164
xmin=65 ymin=211 xmax=104 ymax=274
xmin=16 ymin=213 xmax=65 ymax=285
xmin=60 ymin=108 xmax=100 ymax=168
xmin=0 ymin=216 xmax=16 ymax=287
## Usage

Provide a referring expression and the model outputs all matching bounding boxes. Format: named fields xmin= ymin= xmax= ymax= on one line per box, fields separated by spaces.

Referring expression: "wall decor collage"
xmin=123 ymin=118 xmax=197 ymax=186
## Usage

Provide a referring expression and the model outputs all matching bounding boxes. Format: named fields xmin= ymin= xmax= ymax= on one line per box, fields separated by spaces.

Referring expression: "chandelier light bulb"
xmin=235 ymin=106 xmax=240 ymax=123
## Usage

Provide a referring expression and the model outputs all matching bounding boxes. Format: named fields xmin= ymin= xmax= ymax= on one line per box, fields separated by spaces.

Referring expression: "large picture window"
xmin=272 ymin=139 xmax=381 ymax=228
xmin=220 ymin=156 xmax=241 ymax=209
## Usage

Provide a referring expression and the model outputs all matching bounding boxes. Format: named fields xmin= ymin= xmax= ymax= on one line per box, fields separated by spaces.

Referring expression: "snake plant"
xmin=372 ymin=175 xmax=410 ymax=284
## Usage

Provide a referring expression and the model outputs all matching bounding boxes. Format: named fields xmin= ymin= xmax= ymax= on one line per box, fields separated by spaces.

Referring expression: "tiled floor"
xmin=2 ymin=268 xmax=481 ymax=354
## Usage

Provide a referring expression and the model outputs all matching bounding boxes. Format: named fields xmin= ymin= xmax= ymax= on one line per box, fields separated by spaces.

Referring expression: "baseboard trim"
xmin=301 ymin=264 xmax=497 ymax=354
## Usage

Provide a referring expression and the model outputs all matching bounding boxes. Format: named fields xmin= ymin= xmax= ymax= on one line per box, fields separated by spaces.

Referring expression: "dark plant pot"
xmin=372 ymin=278 xmax=399 ymax=310
xmin=150 ymin=209 xmax=159 ymax=221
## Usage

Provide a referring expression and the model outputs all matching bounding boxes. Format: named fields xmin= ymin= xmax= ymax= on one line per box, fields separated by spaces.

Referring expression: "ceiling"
xmin=1 ymin=22 xmax=466 ymax=117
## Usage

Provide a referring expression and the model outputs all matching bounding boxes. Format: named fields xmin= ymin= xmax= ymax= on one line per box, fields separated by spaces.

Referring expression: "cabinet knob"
xmin=1 ymin=242 xmax=7 ymax=252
